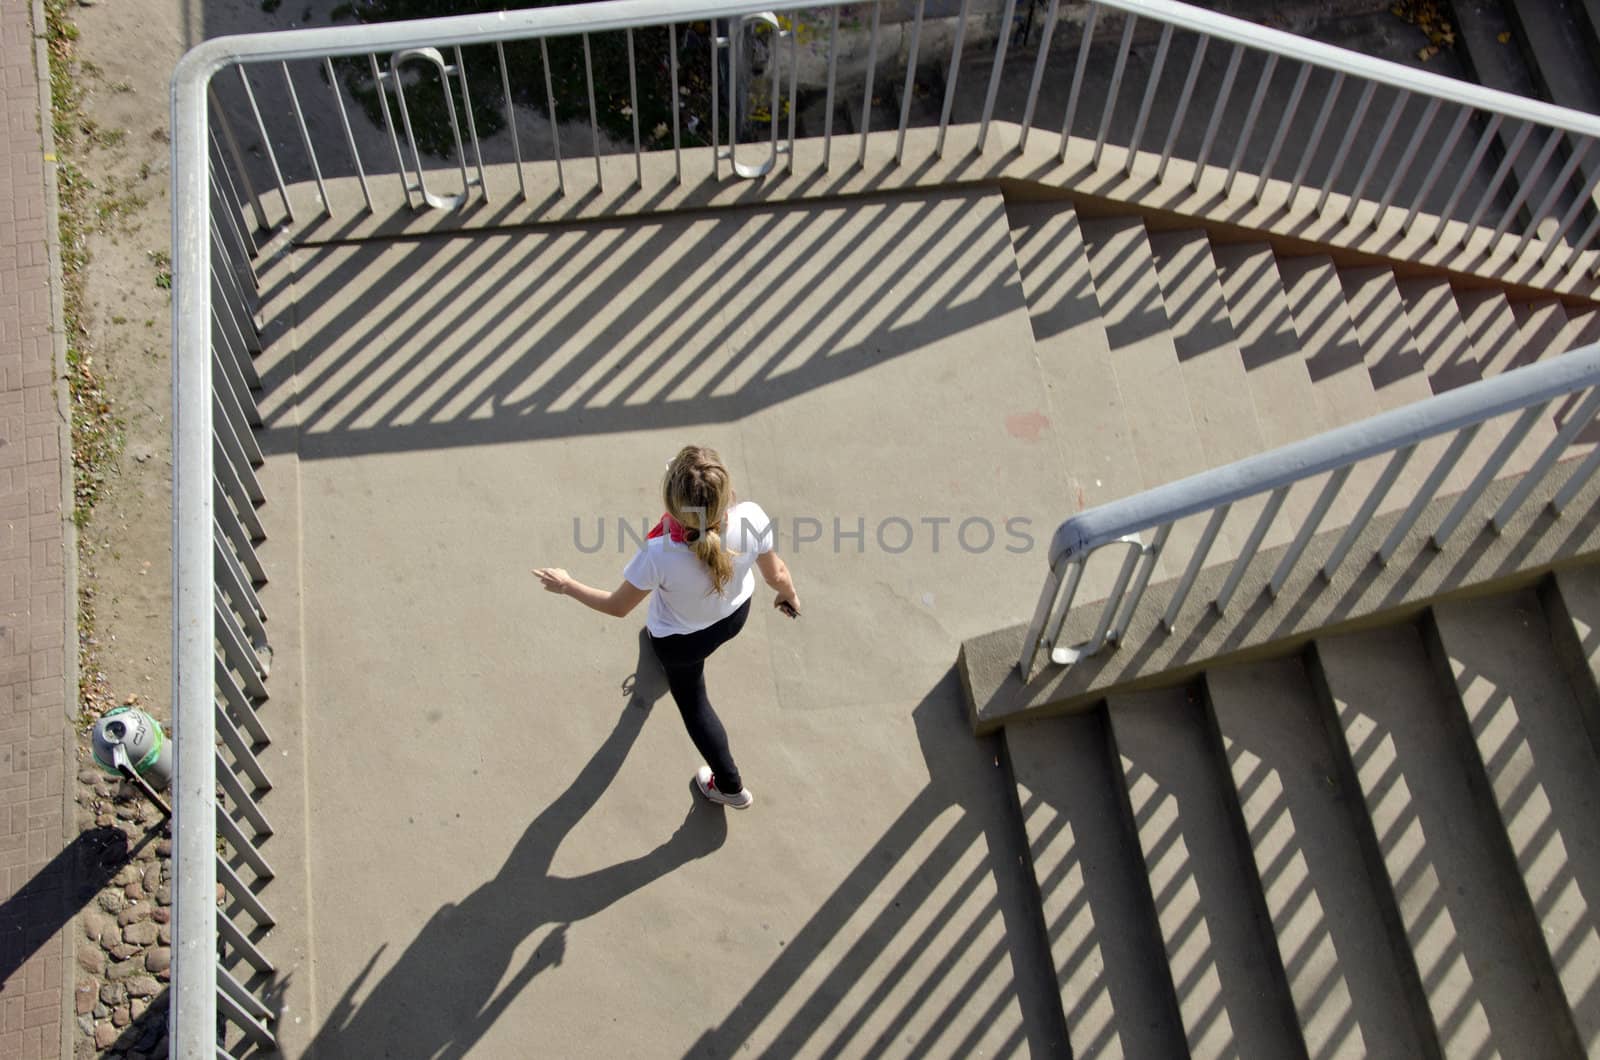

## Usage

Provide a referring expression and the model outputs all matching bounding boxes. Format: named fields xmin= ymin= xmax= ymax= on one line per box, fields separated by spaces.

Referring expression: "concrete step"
xmin=1498 ymin=0 xmax=1600 ymax=216
xmin=1108 ymin=685 xmax=1305 ymax=1059
xmin=1004 ymin=200 xmax=1143 ymax=517
xmin=1446 ymin=285 xmax=1555 ymax=480
xmin=1336 ymin=266 xmax=1435 ymax=406
xmin=1541 ymin=566 xmax=1600 ymax=759
xmin=1310 ymin=625 xmax=1578 ymax=1059
xmin=1003 ymin=710 xmax=1187 ymax=1057
xmin=1426 ymin=594 xmax=1600 ymax=1055
xmin=1214 ymin=241 xmax=1361 ymax=539
xmin=1146 ymin=227 xmax=1277 ymax=550
xmin=1399 ymin=276 xmax=1481 ymax=394
xmin=1506 ymin=298 xmax=1570 ymax=375
xmin=1080 ymin=215 xmax=1214 ymax=578
xmin=1203 ymin=657 xmax=1434 ymax=1060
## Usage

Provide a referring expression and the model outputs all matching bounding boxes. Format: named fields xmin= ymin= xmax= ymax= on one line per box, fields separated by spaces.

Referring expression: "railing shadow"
xmin=260 ymin=186 xmax=1020 ymax=458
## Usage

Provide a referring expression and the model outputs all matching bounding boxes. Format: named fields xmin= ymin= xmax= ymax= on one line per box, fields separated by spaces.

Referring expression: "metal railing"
xmin=171 ymin=0 xmax=1600 ymax=1053
xmin=1019 ymin=343 xmax=1600 ymax=676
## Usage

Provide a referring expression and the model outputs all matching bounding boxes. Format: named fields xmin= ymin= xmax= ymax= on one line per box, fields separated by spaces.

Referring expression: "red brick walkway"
xmin=0 ymin=0 xmax=75 ymax=1056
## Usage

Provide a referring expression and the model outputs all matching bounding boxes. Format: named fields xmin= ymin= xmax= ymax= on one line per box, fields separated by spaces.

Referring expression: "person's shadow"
xmin=307 ymin=633 xmax=720 ymax=1058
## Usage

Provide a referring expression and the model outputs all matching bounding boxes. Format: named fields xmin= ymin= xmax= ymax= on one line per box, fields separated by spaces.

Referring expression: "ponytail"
xmin=663 ymin=445 xmax=738 ymax=597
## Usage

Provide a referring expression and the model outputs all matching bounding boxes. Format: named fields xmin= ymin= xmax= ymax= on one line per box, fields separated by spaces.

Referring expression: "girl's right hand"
xmin=775 ymin=590 xmax=801 ymax=618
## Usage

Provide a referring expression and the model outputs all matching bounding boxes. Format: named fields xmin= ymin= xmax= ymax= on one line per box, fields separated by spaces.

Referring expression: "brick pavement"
xmin=0 ymin=0 xmax=77 ymax=1057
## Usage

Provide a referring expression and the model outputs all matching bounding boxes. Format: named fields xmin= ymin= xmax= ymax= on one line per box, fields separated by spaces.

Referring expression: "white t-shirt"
xmin=623 ymin=501 xmax=775 ymax=637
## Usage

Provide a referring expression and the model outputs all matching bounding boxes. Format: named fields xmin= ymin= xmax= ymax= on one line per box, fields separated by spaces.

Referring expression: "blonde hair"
xmin=663 ymin=445 xmax=735 ymax=595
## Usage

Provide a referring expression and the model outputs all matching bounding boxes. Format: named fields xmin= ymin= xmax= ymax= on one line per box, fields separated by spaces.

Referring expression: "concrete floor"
xmin=253 ymin=187 xmax=1077 ymax=1057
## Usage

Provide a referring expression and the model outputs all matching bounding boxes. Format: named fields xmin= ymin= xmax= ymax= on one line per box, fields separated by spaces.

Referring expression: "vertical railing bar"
xmin=1092 ymin=15 xmax=1138 ymax=171
xmin=1253 ymin=68 xmax=1323 ymax=202
xmin=540 ymin=40 xmax=565 ymax=195
xmin=1315 ymin=80 xmax=1377 ymax=215
xmin=581 ymin=34 xmax=601 ymax=189
xmin=217 ymin=912 xmax=273 ymax=976
xmin=209 ymin=223 xmax=259 ymax=350
xmin=1550 ymin=427 xmax=1600 ymax=514
xmin=1156 ymin=34 xmax=1208 ymax=184
xmin=216 ymin=755 xmax=272 ymax=845
xmin=323 ymin=58 xmax=372 ymax=213
xmin=1374 ymin=95 xmax=1441 ymax=224
xmin=216 ymin=807 xmax=274 ymax=881
xmin=1322 ymin=445 xmax=1415 ymax=579
xmin=212 ymin=362 xmax=262 ymax=469
xmin=208 ymin=142 xmax=260 ymax=259
xmin=1287 ymin=71 xmax=1343 ymax=205
xmin=210 ymin=270 xmax=260 ymax=382
xmin=896 ymin=1 xmax=927 ymax=164
xmin=1193 ymin=43 xmax=1244 ymax=187
xmin=1517 ymin=138 xmax=1592 ymax=258
xmin=214 ymin=519 xmax=266 ymax=622
xmin=1489 ymin=127 xmax=1565 ymax=247
xmin=1059 ymin=2 xmax=1101 ymax=161
xmin=1223 ymin=52 xmax=1279 ymax=197
xmin=1110 ymin=522 xmax=1172 ymax=641
xmin=729 ymin=18 xmax=740 ymax=175
xmin=668 ymin=25 xmax=682 ymax=184
xmin=1432 ymin=405 xmax=1544 ymax=546
xmin=978 ymin=0 xmax=1019 ymax=153
xmin=216 ymin=970 xmax=274 ymax=1046
xmin=1019 ymin=0 xmax=1061 ymax=152
xmin=1040 ymin=558 xmax=1086 ymax=662
xmin=1344 ymin=89 xmax=1409 ymax=222
xmin=279 ymin=62 xmax=329 ymax=216
xmin=1375 ymin=426 xmax=1480 ymax=564
xmin=217 ymin=589 xmax=268 ymax=689
xmin=1086 ymin=541 xmax=1143 ymax=653
xmin=936 ymin=0 xmax=972 ymax=157
xmin=1492 ymin=392 xmax=1600 ymax=530
xmin=1267 ymin=465 xmax=1351 ymax=597
xmin=822 ymin=8 xmax=839 ymax=170
xmin=368 ymin=54 xmax=415 ymax=209
xmin=215 ymin=529 xmax=264 ymax=626
xmin=494 ymin=43 xmax=525 ymax=201
xmin=626 ymin=29 xmax=643 ymax=187
xmin=216 ymin=655 xmax=269 ymax=745
xmin=1544 ymin=152 xmax=1600 ymax=261
xmin=1019 ymin=562 xmax=1067 ymax=676
xmin=214 ymin=443 xmax=265 ymax=547
xmin=210 ymin=287 xmax=258 ymax=395
xmin=217 ymin=857 xmax=274 ymax=928
xmin=209 ymin=99 xmax=271 ymax=233
xmin=1214 ymin=486 xmax=1289 ymax=613
xmin=1162 ymin=504 xmax=1231 ymax=631
xmin=215 ymin=706 xmax=271 ymax=797
xmin=235 ymin=67 xmax=294 ymax=223
xmin=218 ymin=961 xmax=274 ymax=1023
xmin=214 ymin=418 xmax=263 ymax=525
xmin=452 ymin=47 xmax=489 ymax=201
xmin=786 ymin=16 xmax=798 ymax=173
xmin=1434 ymin=112 xmax=1503 ymax=240
xmin=859 ymin=2 xmax=883 ymax=167
xmin=1403 ymin=104 xmax=1472 ymax=232
xmin=1462 ymin=120 xmax=1535 ymax=242
xmin=215 ymin=544 xmax=267 ymax=651
xmin=1127 ymin=23 xmax=1175 ymax=177
xmin=711 ymin=17 xmax=721 ymax=179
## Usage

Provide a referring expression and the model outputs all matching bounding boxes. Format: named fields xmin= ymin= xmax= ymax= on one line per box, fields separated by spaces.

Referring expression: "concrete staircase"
xmin=986 ymin=197 xmax=1600 ymax=1055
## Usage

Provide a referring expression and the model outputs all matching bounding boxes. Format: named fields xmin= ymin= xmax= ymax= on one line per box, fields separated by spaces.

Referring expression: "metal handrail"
xmin=1021 ymin=342 xmax=1600 ymax=676
xmin=172 ymin=0 xmax=1600 ymax=1053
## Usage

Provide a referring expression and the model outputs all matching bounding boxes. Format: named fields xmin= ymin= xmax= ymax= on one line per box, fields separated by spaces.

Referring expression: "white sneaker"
xmin=694 ymin=765 xmax=753 ymax=809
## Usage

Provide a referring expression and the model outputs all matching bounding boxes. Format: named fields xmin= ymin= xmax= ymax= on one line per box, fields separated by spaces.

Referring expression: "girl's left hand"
xmin=532 ymin=567 xmax=571 ymax=595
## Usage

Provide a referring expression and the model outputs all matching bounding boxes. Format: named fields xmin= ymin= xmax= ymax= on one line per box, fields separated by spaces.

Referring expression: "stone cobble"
xmin=69 ymin=769 xmax=167 ymax=1060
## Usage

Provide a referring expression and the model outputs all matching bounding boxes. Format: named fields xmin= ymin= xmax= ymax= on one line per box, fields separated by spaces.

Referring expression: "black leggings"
xmin=649 ymin=598 xmax=751 ymax=793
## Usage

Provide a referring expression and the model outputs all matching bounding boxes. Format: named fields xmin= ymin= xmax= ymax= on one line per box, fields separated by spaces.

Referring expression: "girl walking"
xmin=534 ymin=445 xmax=800 ymax=808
